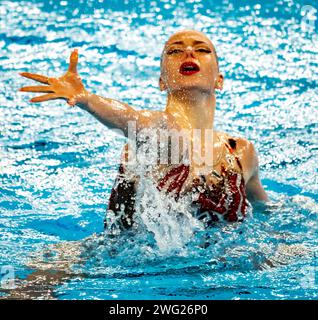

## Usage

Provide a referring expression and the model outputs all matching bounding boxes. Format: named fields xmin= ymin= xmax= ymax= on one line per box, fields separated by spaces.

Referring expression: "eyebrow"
xmin=168 ymin=40 xmax=210 ymax=46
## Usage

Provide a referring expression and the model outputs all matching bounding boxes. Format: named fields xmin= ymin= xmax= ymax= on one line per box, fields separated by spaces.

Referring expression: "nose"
xmin=184 ymin=46 xmax=195 ymax=59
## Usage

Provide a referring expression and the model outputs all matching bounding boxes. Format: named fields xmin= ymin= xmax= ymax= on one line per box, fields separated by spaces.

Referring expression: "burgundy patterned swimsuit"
xmin=105 ymin=138 xmax=249 ymax=230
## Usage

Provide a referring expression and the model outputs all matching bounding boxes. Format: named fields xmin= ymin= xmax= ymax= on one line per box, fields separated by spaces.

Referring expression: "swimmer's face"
xmin=159 ymin=30 xmax=223 ymax=93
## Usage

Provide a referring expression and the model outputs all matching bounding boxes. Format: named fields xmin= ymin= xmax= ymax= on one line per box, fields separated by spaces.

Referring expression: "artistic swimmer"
xmin=19 ymin=29 xmax=269 ymax=231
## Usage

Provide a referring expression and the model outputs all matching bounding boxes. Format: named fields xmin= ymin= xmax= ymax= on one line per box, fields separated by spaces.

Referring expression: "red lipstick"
xmin=179 ymin=61 xmax=200 ymax=76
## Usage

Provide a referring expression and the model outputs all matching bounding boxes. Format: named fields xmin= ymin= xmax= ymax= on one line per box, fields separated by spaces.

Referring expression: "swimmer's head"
xmin=159 ymin=30 xmax=223 ymax=94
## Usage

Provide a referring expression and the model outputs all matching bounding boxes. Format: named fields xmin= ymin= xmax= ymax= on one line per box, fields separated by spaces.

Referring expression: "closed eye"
xmin=196 ymin=48 xmax=212 ymax=53
xmin=166 ymin=49 xmax=183 ymax=55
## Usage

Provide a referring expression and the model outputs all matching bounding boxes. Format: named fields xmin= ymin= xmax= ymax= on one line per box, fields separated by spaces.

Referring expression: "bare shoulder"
xmin=218 ymin=132 xmax=258 ymax=179
xmin=234 ymin=136 xmax=256 ymax=157
xmin=218 ymin=131 xmax=254 ymax=151
xmin=217 ymin=132 xmax=269 ymax=201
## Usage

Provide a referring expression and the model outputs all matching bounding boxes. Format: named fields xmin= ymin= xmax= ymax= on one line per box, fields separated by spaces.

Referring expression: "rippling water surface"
xmin=0 ymin=0 xmax=317 ymax=299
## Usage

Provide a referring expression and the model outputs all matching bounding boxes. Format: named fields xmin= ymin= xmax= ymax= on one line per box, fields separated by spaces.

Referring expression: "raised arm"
xmin=19 ymin=49 xmax=171 ymax=136
xmin=77 ymin=93 xmax=170 ymax=136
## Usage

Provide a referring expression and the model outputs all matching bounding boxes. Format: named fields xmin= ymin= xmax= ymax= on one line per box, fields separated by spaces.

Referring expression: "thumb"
xmin=68 ymin=49 xmax=78 ymax=74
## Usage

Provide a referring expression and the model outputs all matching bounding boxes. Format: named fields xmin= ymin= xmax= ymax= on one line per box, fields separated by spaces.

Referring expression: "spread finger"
xmin=19 ymin=72 xmax=49 ymax=84
xmin=19 ymin=85 xmax=53 ymax=93
xmin=30 ymin=93 xmax=59 ymax=103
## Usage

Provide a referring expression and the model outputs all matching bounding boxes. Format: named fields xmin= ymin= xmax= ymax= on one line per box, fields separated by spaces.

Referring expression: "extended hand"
xmin=19 ymin=49 xmax=88 ymax=106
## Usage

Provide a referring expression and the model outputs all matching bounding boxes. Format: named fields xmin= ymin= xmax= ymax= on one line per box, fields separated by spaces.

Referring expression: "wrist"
xmin=76 ymin=90 xmax=92 ymax=110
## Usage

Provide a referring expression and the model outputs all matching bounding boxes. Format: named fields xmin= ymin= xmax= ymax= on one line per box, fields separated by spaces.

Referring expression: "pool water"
xmin=0 ymin=0 xmax=317 ymax=299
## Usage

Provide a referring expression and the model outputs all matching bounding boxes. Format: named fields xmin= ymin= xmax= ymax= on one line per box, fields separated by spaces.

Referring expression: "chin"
xmin=172 ymin=75 xmax=210 ymax=88
xmin=170 ymin=82 xmax=211 ymax=93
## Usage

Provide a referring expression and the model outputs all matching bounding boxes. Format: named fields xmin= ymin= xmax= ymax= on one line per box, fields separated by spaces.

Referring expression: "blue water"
xmin=0 ymin=0 xmax=317 ymax=299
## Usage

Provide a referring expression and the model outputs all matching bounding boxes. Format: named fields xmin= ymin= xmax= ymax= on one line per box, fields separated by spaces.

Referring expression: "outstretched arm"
xmin=19 ymin=49 xmax=171 ymax=136
xmin=77 ymin=93 xmax=169 ymax=136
